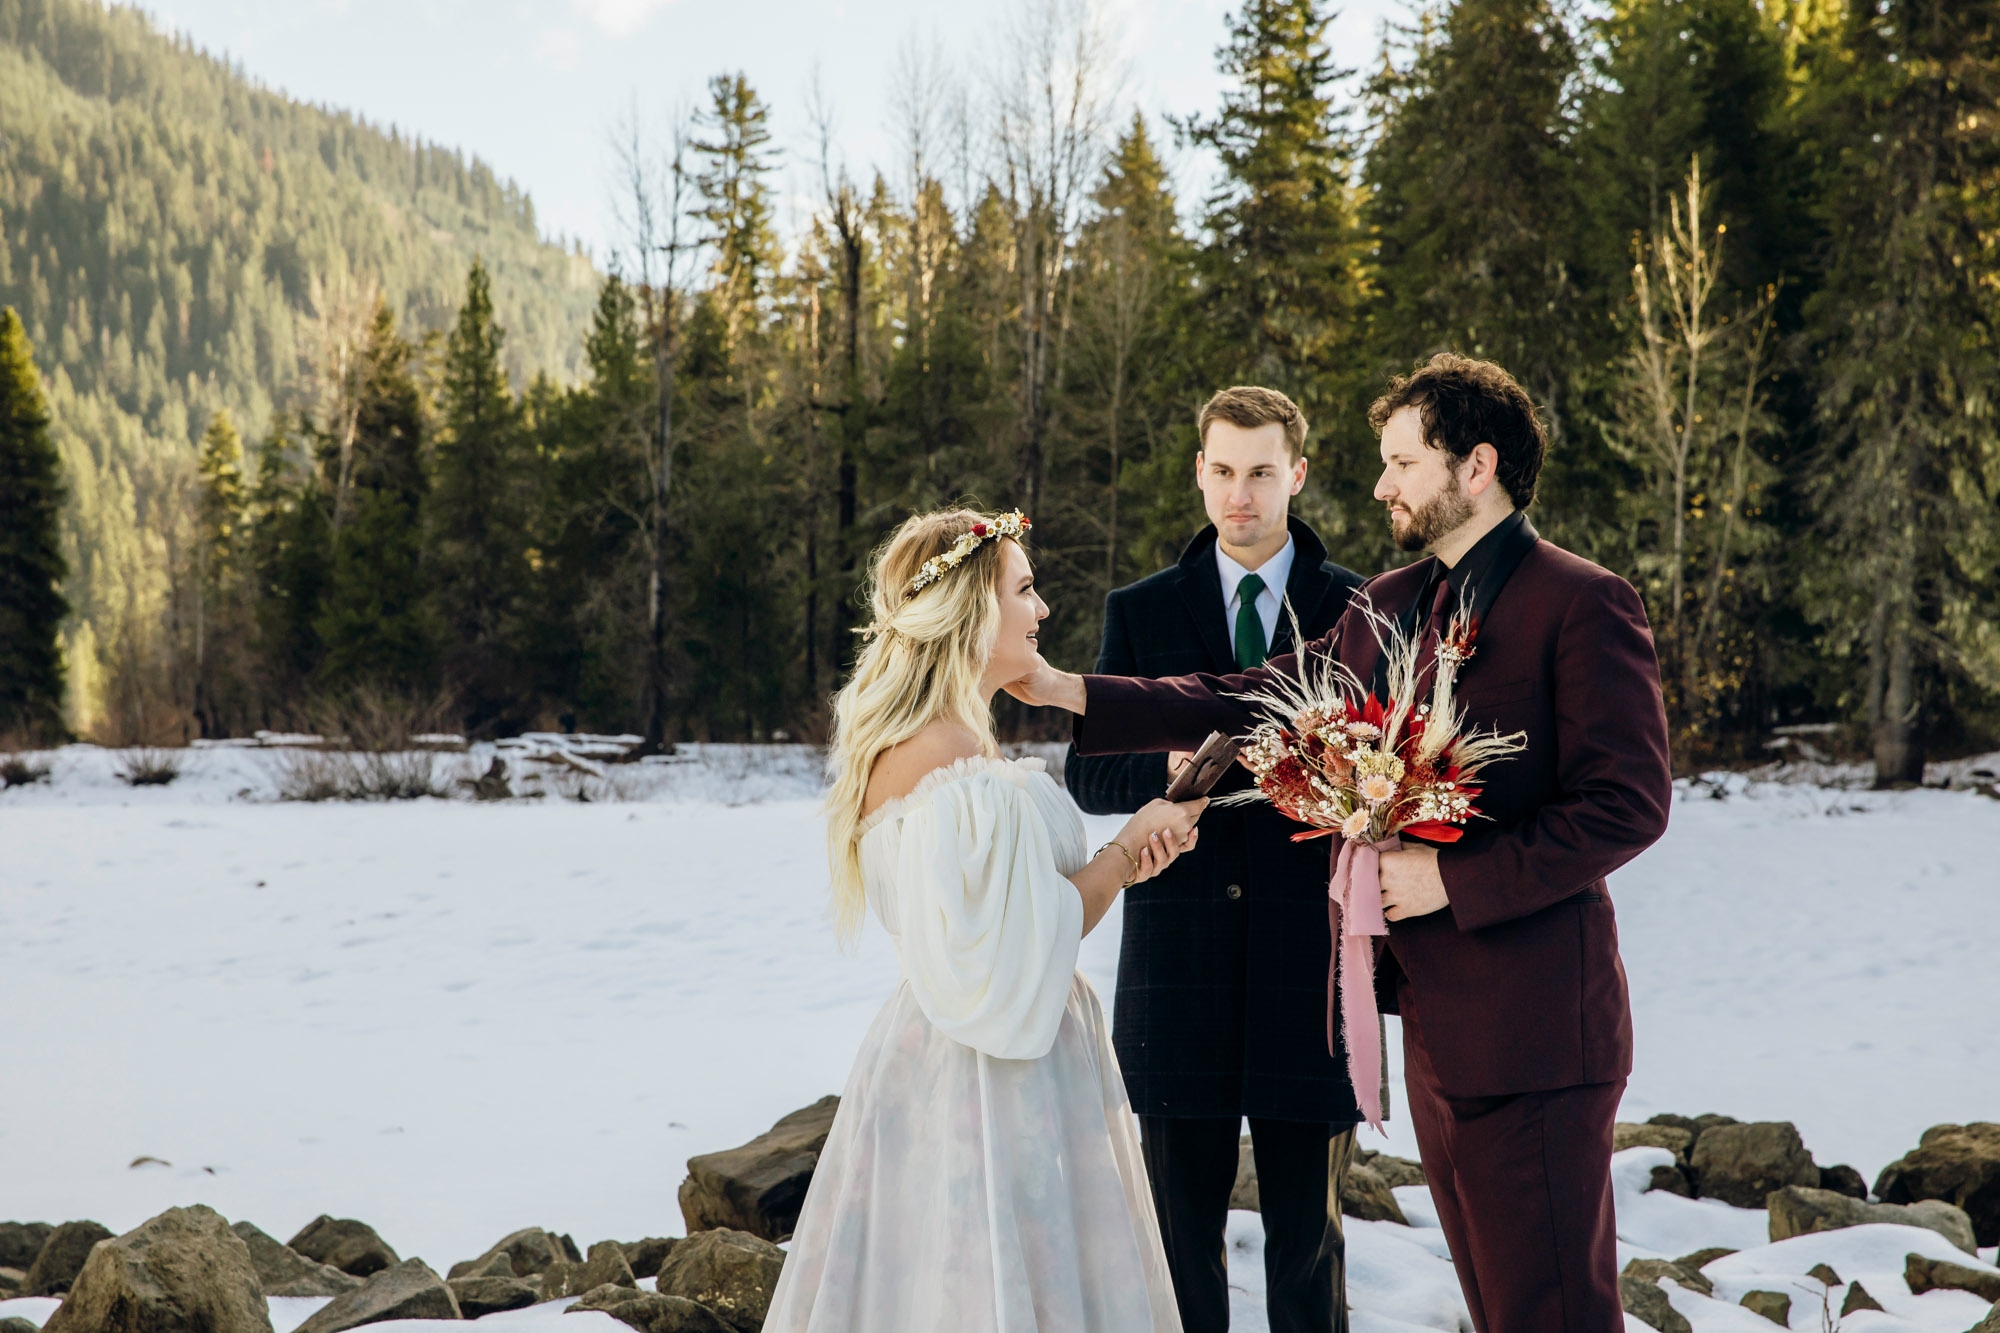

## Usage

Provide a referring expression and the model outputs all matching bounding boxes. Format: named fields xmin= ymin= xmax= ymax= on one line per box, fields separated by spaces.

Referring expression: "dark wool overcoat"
xmin=1065 ymin=516 xmax=1367 ymax=1123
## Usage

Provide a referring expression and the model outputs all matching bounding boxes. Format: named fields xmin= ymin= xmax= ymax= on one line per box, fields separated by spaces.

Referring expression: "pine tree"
xmin=1798 ymin=0 xmax=2000 ymax=784
xmin=315 ymin=302 xmax=436 ymax=693
xmin=194 ymin=408 xmax=250 ymax=734
xmin=693 ymin=73 xmax=782 ymax=344
xmin=430 ymin=258 xmax=534 ymax=732
xmin=248 ymin=421 xmax=333 ymax=704
xmin=1181 ymin=0 xmax=1366 ymax=407
xmin=0 ymin=306 xmax=69 ymax=740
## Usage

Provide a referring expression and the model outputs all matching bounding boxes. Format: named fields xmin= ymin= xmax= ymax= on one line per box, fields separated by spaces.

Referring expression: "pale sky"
xmin=147 ymin=0 xmax=1409 ymax=261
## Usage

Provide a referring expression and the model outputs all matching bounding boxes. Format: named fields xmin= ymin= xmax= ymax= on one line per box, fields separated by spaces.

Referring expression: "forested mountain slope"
xmin=0 ymin=0 xmax=596 ymax=728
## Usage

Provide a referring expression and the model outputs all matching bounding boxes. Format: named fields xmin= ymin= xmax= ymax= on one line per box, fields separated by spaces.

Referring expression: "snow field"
xmin=3 ymin=746 xmax=1998 ymax=1332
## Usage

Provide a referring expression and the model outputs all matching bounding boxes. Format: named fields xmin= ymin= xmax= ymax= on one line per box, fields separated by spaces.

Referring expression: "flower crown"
xmin=907 ymin=511 xmax=1031 ymax=595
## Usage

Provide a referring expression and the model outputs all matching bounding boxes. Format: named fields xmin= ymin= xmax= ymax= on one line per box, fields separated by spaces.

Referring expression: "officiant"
xmin=1065 ymin=386 xmax=1368 ymax=1333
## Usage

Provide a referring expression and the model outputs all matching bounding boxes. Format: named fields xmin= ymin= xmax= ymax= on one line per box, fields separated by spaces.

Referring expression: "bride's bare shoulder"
xmin=862 ymin=723 xmax=986 ymax=819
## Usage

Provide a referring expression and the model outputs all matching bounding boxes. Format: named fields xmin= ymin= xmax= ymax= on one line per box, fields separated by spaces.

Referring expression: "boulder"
xmin=0 ymin=1266 xmax=23 ymax=1295
xmin=1690 ymin=1122 xmax=1818 ymax=1208
xmin=21 ymin=1220 xmax=115 ymax=1296
xmin=620 ymin=1238 xmax=679 ymax=1280
xmin=285 ymin=1217 xmax=400 ymax=1279
xmin=445 ymin=1227 xmax=571 ymax=1280
xmin=1618 ymin=1274 xmax=1692 ymax=1333
xmin=1647 ymin=1165 xmax=1694 ymax=1197
xmin=566 ymin=1283 xmax=733 ymax=1333
xmin=1874 ymin=1122 xmax=2000 ymax=1247
xmin=1805 ymin=1262 xmax=1841 ymax=1286
xmin=1340 ymin=1162 xmax=1409 ymax=1225
xmin=0 ymin=1223 xmax=53 ymax=1271
xmin=1359 ymin=1152 xmax=1427 ymax=1189
xmin=1616 ymin=1123 xmax=1695 ymax=1163
xmin=1967 ymin=1301 xmax=2000 ymax=1333
xmin=2 ymin=1318 xmax=43 ymax=1333
xmin=42 ymin=1204 xmax=271 ymax=1333
xmin=1622 ymin=1258 xmax=1712 ymax=1297
xmin=293 ymin=1258 xmax=459 ymax=1333
xmin=1904 ymin=1252 xmax=2000 ymax=1303
xmin=1819 ymin=1164 xmax=1869 ymax=1200
xmin=679 ymin=1096 xmax=839 ymax=1242
xmin=1739 ymin=1290 xmax=1790 ymax=1325
xmin=229 ymin=1222 xmax=360 ymax=1298
xmin=539 ymin=1240 xmax=637 ymax=1302
xmin=1839 ymin=1281 xmax=1883 ymax=1316
xmin=1767 ymin=1184 xmax=1978 ymax=1254
xmin=654 ymin=1229 xmax=786 ymax=1333
xmin=1230 ymin=1137 xmax=1260 ymax=1212
xmin=1675 ymin=1248 xmax=1737 ymax=1271
xmin=444 ymin=1274 xmax=538 ymax=1318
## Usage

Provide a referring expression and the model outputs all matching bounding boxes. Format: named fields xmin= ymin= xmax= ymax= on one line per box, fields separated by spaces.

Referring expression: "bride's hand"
xmin=1119 ymin=797 xmax=1206 ymax=884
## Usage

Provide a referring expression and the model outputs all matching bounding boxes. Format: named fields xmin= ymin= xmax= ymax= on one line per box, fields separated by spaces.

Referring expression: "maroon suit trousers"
xmin=1402 ymin=998 xmax=1625 ymax=1333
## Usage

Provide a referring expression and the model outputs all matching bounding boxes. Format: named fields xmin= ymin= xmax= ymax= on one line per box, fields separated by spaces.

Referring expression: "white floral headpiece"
xmin=907 ymin=510 xmax=1031 ymax=596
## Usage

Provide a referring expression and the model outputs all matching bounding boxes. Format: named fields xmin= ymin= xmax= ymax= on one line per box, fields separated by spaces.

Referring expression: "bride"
xmin=764 ymin=508 xmax=1206 ymax=1333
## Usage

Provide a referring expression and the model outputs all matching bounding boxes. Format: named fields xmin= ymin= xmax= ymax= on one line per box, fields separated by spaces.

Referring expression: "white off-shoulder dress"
xmin=763 ymin=755 xmax=1183 ymax=1333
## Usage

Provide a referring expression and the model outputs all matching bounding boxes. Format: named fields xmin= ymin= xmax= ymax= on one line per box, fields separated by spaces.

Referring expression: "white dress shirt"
xmin=1215 ymin=534 xmax=1295 ymax=652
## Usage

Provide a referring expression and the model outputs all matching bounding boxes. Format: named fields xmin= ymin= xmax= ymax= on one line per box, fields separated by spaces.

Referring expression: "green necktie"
xmin=1234 ymin=571 xmax=1268 ymax=669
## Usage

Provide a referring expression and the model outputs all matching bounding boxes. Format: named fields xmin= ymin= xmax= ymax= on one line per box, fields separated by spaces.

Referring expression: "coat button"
xmin=1225 ymin=883 xmax=1243 ymax=900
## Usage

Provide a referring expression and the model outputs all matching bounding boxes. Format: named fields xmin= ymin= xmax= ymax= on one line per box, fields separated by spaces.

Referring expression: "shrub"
xmin=116 ymin=746 xmax=185 ymax=786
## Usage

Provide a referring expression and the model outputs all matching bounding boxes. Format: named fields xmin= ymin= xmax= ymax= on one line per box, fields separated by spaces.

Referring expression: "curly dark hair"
xmin=1367 ymin=353 xmax=1547 ymax=509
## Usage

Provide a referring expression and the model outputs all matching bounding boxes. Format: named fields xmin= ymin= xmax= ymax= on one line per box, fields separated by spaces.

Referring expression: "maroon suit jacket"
xmin=1073 ymin=536 xmax=1672 ymax=1098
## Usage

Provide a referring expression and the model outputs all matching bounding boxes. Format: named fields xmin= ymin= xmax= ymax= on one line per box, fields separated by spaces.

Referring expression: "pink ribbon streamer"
xmin=1328 ymin=834 xmax=1399 ymax=1133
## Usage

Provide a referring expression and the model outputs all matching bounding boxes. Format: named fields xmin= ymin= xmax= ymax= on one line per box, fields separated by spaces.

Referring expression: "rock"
xmin=1905 ymin=1252 xmax=2000 ymax=1302
xmin=1739 ymin=1290 xmax=1790 ymax=1325
xmin=1647 ymin=1165 xmax=1694 ymax=1197
xmin=1875 ymin=1122 xmax=2000 ymax=1247
xmin=620 ymin=1238 xmax=679 ymax=1280
xmin=1361 ymin=1152 xmax=1427 ymax=1189
xmin=293 ymin=1258 xmax=460 ymax=1333
xmin=1839 ymin=1280 xmax=1883 ymax=1316
xmin=1966 ymin=1300 xmax=2000 ymax=1333
xmin=1675 ymin=1247 xmax=1737 ymax=1271
xmin=1690 ymin=1122 xmax=1818 ymax=1208
xmin=566 ymin=1283 xmax=734 ymax=1333
xmin=0 ymin=1223 xmax=53 ymax=1271
xmin=1340 ymin=1162 xmax=1409 ymax=1224
xmin=230 ymin=1222 xmax=361 ymax=1298
xmin=1617 ymin=1123 xmax=1695 ymax=1163
xmin=445 ymin=1227 xmax=572 ymax=1280
xmin=1767 ymin=1184 xmax=1978 ymax=1254
xmin=654 ymin=1229 xmax=786 ymax=1333
xmin=286 ymin=1217 xmax=400 ymax=1279
xmin=1231 ymin=1136 xmax=1260 ymax=1211
xmin=445 ymin=1274 xmax=538 ymax=1318
xmin=539 ymin=1240 xmax=636 ymax=1302
xmin=21 ymin=1220 xmax=116 ymax=1296
xmin=1622 ymin=1258 xmax=1712 ymax=1296
xmin=1805 ymin=1262 xmax=1841 ymax=1286
xmin=1618 ymin=1274 xmax=1692 ymax=1333
xmin=42 ymin=1204 xmax=270 ymax=1333
xmin=0 ymin=1267 xmax=23 ymax=1294
xmin=2 ymin=1318 xmax=43 ymax=1333
xmin=1819 ymin=1163 xmax=1869 ymax=1200
xmin=679 ymin=1096 xmax=839 ymax=1242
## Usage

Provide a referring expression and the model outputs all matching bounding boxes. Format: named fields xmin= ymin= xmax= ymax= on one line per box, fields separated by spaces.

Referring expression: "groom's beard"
xmin=1388 ymin=484 xmax=1474 ymax=553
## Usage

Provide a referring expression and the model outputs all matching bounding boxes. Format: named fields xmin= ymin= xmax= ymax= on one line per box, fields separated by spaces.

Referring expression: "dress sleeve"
xmin=890 ymin=772 xmax=1086 ymax=1060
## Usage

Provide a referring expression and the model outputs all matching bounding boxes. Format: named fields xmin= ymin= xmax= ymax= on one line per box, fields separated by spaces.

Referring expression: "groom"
xmin=1017 ymin=354 xmax=1671 ymax=1333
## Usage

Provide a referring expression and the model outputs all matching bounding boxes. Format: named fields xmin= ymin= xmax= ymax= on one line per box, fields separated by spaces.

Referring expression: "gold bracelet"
xmin=1097 ymin=839 xmax=1141 ymax=887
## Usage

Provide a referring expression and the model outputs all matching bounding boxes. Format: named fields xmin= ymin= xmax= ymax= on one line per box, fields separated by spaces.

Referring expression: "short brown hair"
xmin=1368 ymin=354 xmax=1546 ymax=508
xmin=1197 ymin=386 xmax=1308 ymax=459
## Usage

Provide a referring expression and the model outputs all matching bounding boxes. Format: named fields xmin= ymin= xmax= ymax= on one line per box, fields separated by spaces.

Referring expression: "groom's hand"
xmin=1003 ymin=661 xmax=1088 ymax=714
xmin=1379 ymin=845 xmax=1449 ymax=921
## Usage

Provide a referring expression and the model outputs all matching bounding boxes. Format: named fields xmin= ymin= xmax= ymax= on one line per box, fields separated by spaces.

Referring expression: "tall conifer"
xmin=0 ymin=307 xmax=69 ymax=740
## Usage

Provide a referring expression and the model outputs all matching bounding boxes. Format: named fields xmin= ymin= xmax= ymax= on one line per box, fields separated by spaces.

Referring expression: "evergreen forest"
xmin=2 ymin=0 xmax=1997 ymax=783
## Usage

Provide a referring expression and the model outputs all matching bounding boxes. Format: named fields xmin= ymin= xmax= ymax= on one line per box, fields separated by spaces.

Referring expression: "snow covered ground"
xmin=3 ymin=743 xmax=1998 ymax=1332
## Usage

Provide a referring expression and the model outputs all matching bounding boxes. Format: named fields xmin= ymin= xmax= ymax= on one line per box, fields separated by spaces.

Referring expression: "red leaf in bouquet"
xmin=1399 ymin=821 xmax=1465 ymax=844
xmin=1362 ymin=694 xmax=1385 ymax=730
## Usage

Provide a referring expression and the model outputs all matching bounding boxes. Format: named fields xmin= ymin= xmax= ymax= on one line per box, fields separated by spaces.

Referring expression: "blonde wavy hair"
xmin=824 ymin=509 xmax=1017 ymax=943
